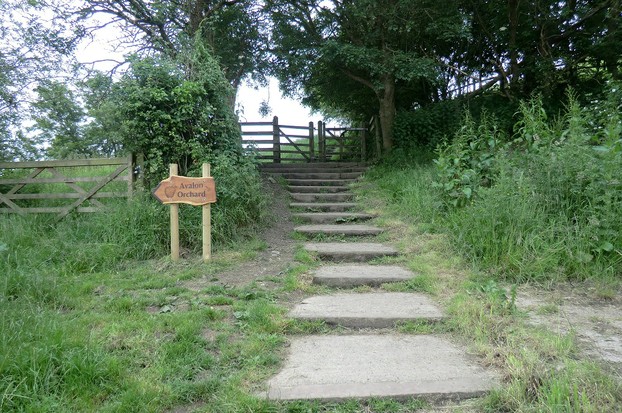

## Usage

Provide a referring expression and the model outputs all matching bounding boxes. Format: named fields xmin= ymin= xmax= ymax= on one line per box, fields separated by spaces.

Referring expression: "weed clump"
xmin=433 ymin=90 xmax=622 ymax=281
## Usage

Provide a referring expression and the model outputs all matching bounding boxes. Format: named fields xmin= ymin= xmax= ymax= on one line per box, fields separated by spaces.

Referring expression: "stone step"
xmin=287 ymin=186 xmax=350 ymax=193
xmin=293 ymin=212 xmax=375 ymax=224
xmin=260 ymin=162 xmax=365 ymax=170
xmin=294 ymin=224 xmax=382 ymax=237
xmin=265 ymin=167 xmax=367 ymax=174
xmin=304 ymin=242 xmax=398 ymax=262
xmin=290 ymin=203 xmax=358 ymax=212
xmin=313 ymin=264 xmax=414 ymax=287
xmin=281 ymin=172 xmax=362 ymax=180
xmin=290 ymin=193 xmax=354 ymax=202
xmin=262 ymin=334 xmax=499 ymax=401
xmin=289 ymin=292 xmax=443 ymax=328
xmin=287 ymin=179 xmax=356 ymax=186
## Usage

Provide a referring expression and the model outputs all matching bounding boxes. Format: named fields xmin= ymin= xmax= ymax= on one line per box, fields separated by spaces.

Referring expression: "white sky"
xmin=77 ymin=19 xmax=315 ymax=126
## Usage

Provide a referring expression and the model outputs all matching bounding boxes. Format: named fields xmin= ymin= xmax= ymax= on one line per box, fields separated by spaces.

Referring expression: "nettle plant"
xmin=433 ymin=111 xmax=504 ymax=208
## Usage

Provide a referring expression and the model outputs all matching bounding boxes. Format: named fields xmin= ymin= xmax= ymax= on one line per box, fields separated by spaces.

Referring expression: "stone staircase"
xmin=259 ymin=162 xmax=498 ymax=403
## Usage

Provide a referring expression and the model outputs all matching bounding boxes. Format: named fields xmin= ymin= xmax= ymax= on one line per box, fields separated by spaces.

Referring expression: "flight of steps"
xmin=259 ymin=162 xmax=498 ymax=404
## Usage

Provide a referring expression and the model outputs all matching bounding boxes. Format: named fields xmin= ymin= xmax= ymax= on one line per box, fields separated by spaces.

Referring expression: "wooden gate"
xmin=240 ymin=116 xmax=367 ymax=163
xmin=0 ymin=156 xmax=135 ymax=219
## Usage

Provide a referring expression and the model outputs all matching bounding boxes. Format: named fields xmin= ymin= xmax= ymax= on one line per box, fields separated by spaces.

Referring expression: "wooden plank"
xmin=0 ymin=206 xmax=105 ymax=214
xmin=239 ymin=121 xmax=273 ymax=127
xmin=0 ymin=157 xmax=129 ymax=169
xmin=7 ymin=168 xmax=45 ymax=195
xmin=48 ymin=167 xmax=106 ymax=209
xmin=278 ymin=124 xmax=310 ymax=130
xmin=281 ymin=142 xmax=310 ymax=147
xmin=241 ymin=131 xmax=275 ymax=136
xmin=6 ymin=192 xmax=128 ymax=200
xmin=281 ymin=134 xmax=310 ymax=139
xmin=0 ymin=192 xmax=25 ymax=215
xmin=56 ymin=164 xmax=128 ymax=220
xmin=0 ymin=176 xmax=130 ymax=185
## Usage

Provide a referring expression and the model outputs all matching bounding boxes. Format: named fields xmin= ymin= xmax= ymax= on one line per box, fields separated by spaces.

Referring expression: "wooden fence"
xmin=240 ymin=116 xmax=367 ymax=163
xmin=0 ymin=156 xmax=135 ymax=219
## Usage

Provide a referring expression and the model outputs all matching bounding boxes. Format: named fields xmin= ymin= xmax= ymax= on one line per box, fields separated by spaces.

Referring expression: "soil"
xmin=181 ymin=177 xmax=300 ymax=291
xmin=515 ymin=283 xmax=622 ymax=381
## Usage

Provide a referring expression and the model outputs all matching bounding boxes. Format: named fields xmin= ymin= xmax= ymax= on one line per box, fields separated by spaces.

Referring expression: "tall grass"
xmin=0 ymin=153 xmax=270 ymax=411
xmin=370 ymin=94 xmax=622 ymax=282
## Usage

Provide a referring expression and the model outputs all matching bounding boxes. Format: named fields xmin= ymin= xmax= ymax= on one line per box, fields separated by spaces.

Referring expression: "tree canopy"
xmin=1 ymin=0 xmax=620 ymax=160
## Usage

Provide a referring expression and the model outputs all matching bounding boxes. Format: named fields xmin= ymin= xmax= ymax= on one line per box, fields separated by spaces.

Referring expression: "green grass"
xmin=358 ymin=152 xmax=622 ymax=413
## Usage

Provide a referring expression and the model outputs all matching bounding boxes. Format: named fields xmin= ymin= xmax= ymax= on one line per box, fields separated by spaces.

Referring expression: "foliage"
xmin=29 ymin=80 xmax=93 ymax=159
xmin=266 ymin=0 xmax=468 ymax=151
xmin=393 ymin=93 xmax=518 ymax=151
xmin=0 ymin=0 xmax=83 ymax=161
xmin=433 ymin=111 xmax=504 ymax=207
xmin=434 ymin=92 xmax=622 ymax=280
xmin=79 ymin=0 xmax=269 ymax=95
xmin=98 ymin=45 xmax=240 ymax=185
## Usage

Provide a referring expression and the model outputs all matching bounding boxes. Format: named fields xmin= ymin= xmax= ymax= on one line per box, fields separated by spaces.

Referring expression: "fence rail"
xmin=240 ymin=116 xmax=366 ymax=163
xmin=0 ymin=156 xmax=135 ymax=219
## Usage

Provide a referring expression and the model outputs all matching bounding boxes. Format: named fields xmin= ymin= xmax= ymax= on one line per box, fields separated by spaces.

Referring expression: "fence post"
xmin=128 ymin=153 xmax=136 ymax=198
xmin=308 ymin=121 xmax=315 ymax=162
xmin=374 ymin=116 xmax=382 ymax=159
xmin=272 ymin=115 xmax=280 ymax=163
xmin=360 ymin=122 xmax=367 ymax=163
xmin=318 ymin=120 xmax=325 ymax=162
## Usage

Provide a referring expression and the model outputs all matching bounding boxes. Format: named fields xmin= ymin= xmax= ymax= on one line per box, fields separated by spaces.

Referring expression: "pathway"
xmin=258 ymin=162 xmax=499 ymax=404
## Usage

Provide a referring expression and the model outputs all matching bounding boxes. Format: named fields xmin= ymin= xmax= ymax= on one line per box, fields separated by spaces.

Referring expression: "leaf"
xmin=0 ymin=243 xmax=7 ymax=253
xmin=462 ymin=187 xmax=472 ymax=198
xmin=599 ymin=242 xmax=614 ymax=252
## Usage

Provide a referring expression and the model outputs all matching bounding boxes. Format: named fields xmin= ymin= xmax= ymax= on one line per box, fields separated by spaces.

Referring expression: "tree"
xmin=458 ymin=0 xmax=622 ymax=100
xmin=266 ymin=0 xmax=467 ymax=152
xmin=78 ymin=0 xmax=269 ymax=103
xmin=29 ymin=80 xmax=89 ymax=159
xmin=97 ymin=40 xmax=240 ymax=184
xmin=0 ymin=0 xmax=83 ymax=160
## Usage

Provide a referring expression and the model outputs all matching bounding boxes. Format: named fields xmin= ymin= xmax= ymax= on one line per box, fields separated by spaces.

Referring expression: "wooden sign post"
xmin=153 ymin=163 xmax=217 ymax=262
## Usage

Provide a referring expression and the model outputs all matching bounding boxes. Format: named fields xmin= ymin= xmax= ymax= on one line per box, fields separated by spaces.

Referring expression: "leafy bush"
xmin=92 ymin=40 xmax=241 ymax=187
xmin=441 ymin=92 xmax=622 ymax=280
xmin=433 ymin=111 xmax=504 ymax=207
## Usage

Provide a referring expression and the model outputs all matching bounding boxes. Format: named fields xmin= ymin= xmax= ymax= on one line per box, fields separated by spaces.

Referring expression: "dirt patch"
xmin=182 ymin=178 xmax=298 ymax=290
xmin=516 ymin=283 xmax=622 ymax=380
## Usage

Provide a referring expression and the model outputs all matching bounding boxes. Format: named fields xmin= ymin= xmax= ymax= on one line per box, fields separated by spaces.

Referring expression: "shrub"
xmin=442 ymin=92 xmax=622 ymax=280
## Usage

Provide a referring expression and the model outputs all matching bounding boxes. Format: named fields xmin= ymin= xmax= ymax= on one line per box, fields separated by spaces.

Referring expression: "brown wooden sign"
xmin=153 ymin=175 xmax=216 ymax=205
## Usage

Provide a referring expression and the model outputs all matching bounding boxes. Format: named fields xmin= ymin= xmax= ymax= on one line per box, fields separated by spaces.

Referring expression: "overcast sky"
xmin=77 ymin=20 xmax=315 ymax=127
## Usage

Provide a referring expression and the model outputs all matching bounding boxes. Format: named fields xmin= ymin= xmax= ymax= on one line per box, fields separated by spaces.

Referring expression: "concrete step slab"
xmin=265 ymin=167 xmax=368 ymax=174
xmin=260 ymin=162 xmax=365 ymax=170
xmin=304 ymin=242 xmax=398 ymax=262
xmin=262 ymin=334 xmax=499 ymax=401
xmin=313 ymin=264 xmax=414 ymax=287
xmin=287 ymin=179 xmax=356 ymax=186
xmin=290 ymin=193 xmax=354 ymax=202
xmin=289 ymin=292 xmax=444 ymax=328
xmin=287 ymin=186 xmax=350 ymax=193
xmin=295 ymin=224 xmax=383 ymax=237
xmin=290 ymin=203 xmax=358 ymax=212
xmin=293 ymin=212 xmax=375 ymax=224
xmin=281 ymin=172 xmax=362 ymax=180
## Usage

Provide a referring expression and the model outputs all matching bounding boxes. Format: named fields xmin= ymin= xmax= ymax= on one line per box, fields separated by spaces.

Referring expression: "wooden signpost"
xmin=152 ymin=163 xmax=216 ymax=262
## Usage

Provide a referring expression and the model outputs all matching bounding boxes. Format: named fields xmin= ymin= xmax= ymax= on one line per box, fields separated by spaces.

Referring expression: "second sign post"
xmin=153 ymin=163 xmax=217 ymax=261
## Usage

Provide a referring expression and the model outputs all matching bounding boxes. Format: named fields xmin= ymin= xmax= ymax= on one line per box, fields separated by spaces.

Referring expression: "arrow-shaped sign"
xmin=152 ymin=175 xmax=216 ymax=206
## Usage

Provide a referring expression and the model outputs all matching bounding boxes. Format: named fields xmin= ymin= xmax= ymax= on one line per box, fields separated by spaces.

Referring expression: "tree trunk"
xmin=508 ymin=0 xmax=520 ymax=86
xmin=377 ymin=74 xmax=396 ymax=153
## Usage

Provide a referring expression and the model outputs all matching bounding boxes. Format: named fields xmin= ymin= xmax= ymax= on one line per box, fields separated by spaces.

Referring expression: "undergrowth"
xmin=383 ymin=90 xmax=622 ymax=282
xmin=362 ymin=91 xmax=622 ymax=412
